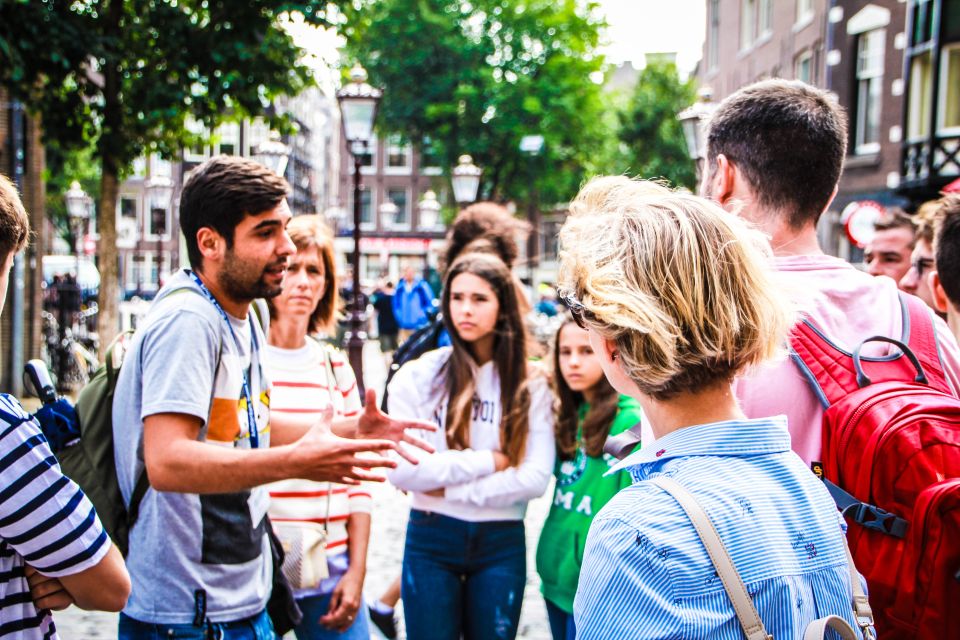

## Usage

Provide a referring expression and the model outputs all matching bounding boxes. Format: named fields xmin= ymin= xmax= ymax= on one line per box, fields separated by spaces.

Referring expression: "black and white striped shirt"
xmin=0 ymin=394 xmax=110 ymax=639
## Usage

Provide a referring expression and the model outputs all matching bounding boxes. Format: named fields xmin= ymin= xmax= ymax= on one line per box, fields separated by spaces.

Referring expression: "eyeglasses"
xmin=912 ymin=257 xmax=935 ymax=277
xmin=556 ymin=287 xmax=595 ymax=330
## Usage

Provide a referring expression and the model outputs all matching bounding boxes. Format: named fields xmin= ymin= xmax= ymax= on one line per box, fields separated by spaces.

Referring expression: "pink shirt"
xmin=734 ymin=253 xmax=960 ymax=465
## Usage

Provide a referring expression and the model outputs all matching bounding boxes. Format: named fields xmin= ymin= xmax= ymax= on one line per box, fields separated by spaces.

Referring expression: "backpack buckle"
xmin=844 ymin=503 xmax=909 ymax=539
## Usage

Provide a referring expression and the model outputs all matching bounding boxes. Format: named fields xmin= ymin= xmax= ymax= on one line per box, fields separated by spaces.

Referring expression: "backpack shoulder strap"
xmin=648 ymin=476 xmax=772 ymax=640
xmin=788 ymin=318 xmax=862 ymax=408
xmin=899 ymin=292 xmax=953 ymax=395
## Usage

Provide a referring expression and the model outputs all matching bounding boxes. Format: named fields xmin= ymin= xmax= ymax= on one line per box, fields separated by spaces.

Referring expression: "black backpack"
xmin=380 ymin=314 xmax=445 ymax=411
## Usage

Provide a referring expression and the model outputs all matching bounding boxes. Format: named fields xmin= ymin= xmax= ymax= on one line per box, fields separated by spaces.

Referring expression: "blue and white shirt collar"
xmin=608 ymin=415 xmax=792 ymax=480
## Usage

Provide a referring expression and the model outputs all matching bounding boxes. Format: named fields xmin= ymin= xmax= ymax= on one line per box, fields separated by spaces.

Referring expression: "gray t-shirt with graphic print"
xmin=113 ymin=270 xmax=272 ymax=624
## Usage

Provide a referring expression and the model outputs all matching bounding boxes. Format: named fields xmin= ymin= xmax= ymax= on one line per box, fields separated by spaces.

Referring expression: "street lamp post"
xmin=519 ymin=135 xmax=544 ymax=288
xmin=254 ymin=132 xmax=292 ymax=179
xmin=418 ymin=190 xmax=441 ymax=230
xmin=61 ymin=181 xmax=90 ymax=387
xmin=677 ymin=88 xmax=716 ymax=183
xmin=451 ymin=155 xmax=482 ymax=206
xmin=337 ymin=64 xmax=382 ymax=394
xmin=144 ymin=175 xmax=174 ymax=292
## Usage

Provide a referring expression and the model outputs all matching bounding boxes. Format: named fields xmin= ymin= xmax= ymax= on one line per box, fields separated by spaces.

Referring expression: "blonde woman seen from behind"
xmin=264 ymin=215 xmax=370 ymax=640
xmin=560 ymin=177 xmax=872 ymax=639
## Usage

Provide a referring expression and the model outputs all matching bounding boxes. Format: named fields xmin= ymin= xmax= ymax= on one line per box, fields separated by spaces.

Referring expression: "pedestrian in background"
xmin=264 ymin=215 xmax=371 ymax=640
xmin=392 ymin=263 xmax=435 ymax=343
xmin=371 ymin=279 xmax=399 ymax=366
xmin=535 ymin=315 xmax=643 ymax=640
xmin=562 ymin=176 xmax=869 ymax=639
xmin=386 ymin=252 xmax=555 ymax=640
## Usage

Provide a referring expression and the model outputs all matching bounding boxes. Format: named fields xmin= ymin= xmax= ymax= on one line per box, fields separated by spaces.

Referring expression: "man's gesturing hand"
xmin=293 ymin=406 xmax=397 ymax=483
xmin=356 ymin=389 xmax=437 ymax=464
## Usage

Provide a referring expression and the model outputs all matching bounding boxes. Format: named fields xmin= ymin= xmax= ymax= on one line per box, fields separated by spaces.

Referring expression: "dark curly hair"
xmin=442 ymin=202 xmax=531 ymax=274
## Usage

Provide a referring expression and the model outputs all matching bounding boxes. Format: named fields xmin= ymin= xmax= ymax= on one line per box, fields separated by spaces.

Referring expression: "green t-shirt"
xmin=535 ymin=394 xmax=643 ymax=613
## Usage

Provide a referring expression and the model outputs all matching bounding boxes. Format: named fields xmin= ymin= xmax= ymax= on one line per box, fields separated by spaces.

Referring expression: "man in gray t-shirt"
xmin=113 ymin=156 xmax=435 ymax=638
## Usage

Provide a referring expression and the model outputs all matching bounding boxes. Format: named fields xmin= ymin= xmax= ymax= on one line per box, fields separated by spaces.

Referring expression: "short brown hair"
xmin=442 ymin=202 xmax=530 ymax=274
xmin=874 ymin=209 xmax=917 ymax=248
xmin=706 ymin=79 xmax=848 ymax=228
xmin=180 ymin=155 xmax=289 ymax=271
xmin=265 ymin=215 xmax=339 ymax=334
xmin=933 ymin=194 xmax=960 ymax=307
xmin=0 ymin=174 xmax=30 ymax=261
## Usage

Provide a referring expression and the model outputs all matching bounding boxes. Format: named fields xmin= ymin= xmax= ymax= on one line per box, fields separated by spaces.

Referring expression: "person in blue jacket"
xmin=392 ymin=263 xmax=436 ymax=343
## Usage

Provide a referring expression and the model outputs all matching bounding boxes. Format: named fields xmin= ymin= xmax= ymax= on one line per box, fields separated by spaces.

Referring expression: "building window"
xmin=183 ymin=118 xmax=209 ymax=162
xmin=386 ymin=135 xmax=411 ymax=172
xmin=741 ymin=0 xmax=757 ymax=50
xmin=359 ymin=138 xmax=378 ymax=170
xmin=758 ymin=0 xmax=772 ymax=36
xmin=387 ymin=187 xmax=410 ymax=227
xmin=148 ymin=205 xmax=168 ymax=238
xmin=708 ymin=0 xmax=720 ymax=70
xmin=797 ymin=0 xmax=814 ymax=25
xmin=354 ymin=187 xmax=374 ymax=227
xmin=120 ymin=196 xmax=138 ymax=219
xmin=908 ymin=51 xmax=932 ymax=140
xmin=420 ymin=137 xmax=442 ymax=174
xmin=855 ymin=29 xmax=885 ymax=154
xmin=911 ymin=0 xmax=935 ymax=46
xmin=939 ymin=44 xmax=960 ymax=133
xmin=215 ymin=122 xmax=240 ymax=156
xmin=795 ymin=50 xmax=813 ymax=83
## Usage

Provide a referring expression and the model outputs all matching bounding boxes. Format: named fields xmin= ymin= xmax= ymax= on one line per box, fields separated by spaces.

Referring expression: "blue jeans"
xmin=544 ymin=599 xmax=576 ymax=640
xmin=118 ymin=609 xmax=273 ymax=640
xmin=294 ymin=592 xmax=370 ymax=640
xmin=401 ymin=510 xmax=526 ymax=640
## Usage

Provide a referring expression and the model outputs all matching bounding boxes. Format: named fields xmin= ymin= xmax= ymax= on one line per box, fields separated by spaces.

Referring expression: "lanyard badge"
xmin=186 ymin=271 xmax=261 ymax=449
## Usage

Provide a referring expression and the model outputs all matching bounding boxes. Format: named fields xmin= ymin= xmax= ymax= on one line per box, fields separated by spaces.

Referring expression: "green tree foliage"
xmin=0 ymin=0 xmax=336 ymax=345
xmin=341 ymin=0 xmax=609 ymax=206
xmin=618 ymin=59 xmax=697 ymax=190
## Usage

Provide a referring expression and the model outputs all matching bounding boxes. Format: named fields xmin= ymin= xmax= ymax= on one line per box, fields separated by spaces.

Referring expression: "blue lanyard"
xmin=186 ymin=271 xmax=261 ymax=449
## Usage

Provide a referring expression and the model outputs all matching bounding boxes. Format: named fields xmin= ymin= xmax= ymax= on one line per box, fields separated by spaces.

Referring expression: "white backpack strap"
xmin=802 ymin=615 xmax=859 ymax=640
xmin=840 ymin=535 xmax=876 ymax=639
xmin=649 ymin=477 xmax=772 ymax=640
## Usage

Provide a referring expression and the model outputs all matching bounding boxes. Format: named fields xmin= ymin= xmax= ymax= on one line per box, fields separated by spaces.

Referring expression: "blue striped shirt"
xmin=0 ymin=394 xmax=110 ymax=639
xmin=574 ymin=416 xmax=869 ymax=639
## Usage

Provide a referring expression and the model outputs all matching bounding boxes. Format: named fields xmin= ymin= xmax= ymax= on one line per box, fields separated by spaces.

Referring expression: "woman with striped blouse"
xmin=264 ymin=215 xmax=370 ymax=640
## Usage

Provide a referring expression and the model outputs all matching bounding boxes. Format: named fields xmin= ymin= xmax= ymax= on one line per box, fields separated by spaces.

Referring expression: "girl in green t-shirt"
xmin=535 ymin=317 xmax=644 ymax=640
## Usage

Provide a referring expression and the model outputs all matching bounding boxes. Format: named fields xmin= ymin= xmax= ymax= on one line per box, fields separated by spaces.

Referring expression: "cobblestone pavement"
xmin=55 ymin=341 xmax=555 ymax=639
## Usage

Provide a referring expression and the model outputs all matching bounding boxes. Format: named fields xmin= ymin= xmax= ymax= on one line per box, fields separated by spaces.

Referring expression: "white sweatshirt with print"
xmin=386 ymin=347 xmax=555 ymax=522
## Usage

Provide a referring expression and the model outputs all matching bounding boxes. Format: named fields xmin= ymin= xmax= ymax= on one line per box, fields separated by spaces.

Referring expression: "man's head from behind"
xmin=180 ymin=156 xmax=293 ymax=301
xmin=866 ymin=210 xmax=916 ymax=282
xmin=932 ymin=194 xmax=960 ymax=335
xmin=0 ymin=175 xmax=30 ymax=317
xmin=442 ymin=202 xmax=531 ymax=275
xmin=703 ymin=79 xmax=847 ymax=230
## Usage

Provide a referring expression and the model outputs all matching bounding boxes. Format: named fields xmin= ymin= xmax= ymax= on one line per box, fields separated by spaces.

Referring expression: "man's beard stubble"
xmin=219 ymin=247 xmax=285 ymax=302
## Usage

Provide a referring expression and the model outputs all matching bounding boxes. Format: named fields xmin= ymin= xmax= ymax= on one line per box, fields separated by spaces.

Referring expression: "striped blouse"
xmin=573 ymin=416 xmax=871 ymax=640
xmin=0 ymin=394 xmax=111 ymax=639
xmin=264 ymin=341 xmax=369 ymax=597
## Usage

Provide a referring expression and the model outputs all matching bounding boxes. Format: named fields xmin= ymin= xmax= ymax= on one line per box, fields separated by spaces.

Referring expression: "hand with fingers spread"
xmin=24 ymin=565 xmax=74 ymax=612
xmin=356 ymin=388 xmax=437 ymax=464
xmin=292 ymin=405 xmax=398 ymax=483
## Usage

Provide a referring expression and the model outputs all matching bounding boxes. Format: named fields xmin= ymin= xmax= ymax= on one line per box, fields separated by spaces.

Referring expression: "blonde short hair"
xmin=557 ymin=176 xmax=792 ymax=400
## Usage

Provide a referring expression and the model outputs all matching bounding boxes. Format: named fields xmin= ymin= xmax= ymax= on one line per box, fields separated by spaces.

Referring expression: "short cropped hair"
xmin=933 ymin=194 xmax=960 ymax=307
xmin=266 ymin=215 xmax=338 ymax=334
xmin=442 ymin=202 xmax=530 ymax=274
xmin=873 ymin=209 xmax=917 ymax=248
xmin=706 ymin=79 xmax=848 ymax=229
xmin=914 ymin=200 xmax=940 ymax=244
xmin=0 ymin=174 xmax=30 ymax=261
xmin=180 ymin=155 xmax=289 ymax=271
xmin=558 ymin=176 xmax=792 ymax=400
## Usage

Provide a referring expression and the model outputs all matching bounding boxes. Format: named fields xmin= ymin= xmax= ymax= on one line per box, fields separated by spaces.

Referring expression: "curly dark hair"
xmin=442 ymin=202 xmax=530 ymax=274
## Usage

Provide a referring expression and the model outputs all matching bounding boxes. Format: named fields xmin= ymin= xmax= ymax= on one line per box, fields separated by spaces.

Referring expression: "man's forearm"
xmin=147 ymin=439 xmax=301 ymax=494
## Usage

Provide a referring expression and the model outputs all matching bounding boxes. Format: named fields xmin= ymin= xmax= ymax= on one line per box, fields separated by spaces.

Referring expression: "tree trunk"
xmin=96 ymin=168 xmax=120 ymax=357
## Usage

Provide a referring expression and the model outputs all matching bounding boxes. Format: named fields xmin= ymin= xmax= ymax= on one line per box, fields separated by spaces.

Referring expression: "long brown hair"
xmin=552 ymin=318 xmax=619 ymax=460
xmin=441 ymin=253 xmax=531 ymax=466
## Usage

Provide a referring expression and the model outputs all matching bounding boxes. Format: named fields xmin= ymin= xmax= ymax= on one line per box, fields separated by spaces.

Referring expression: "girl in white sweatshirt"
xmin=386 ymin=252 xmax=555 ymax=640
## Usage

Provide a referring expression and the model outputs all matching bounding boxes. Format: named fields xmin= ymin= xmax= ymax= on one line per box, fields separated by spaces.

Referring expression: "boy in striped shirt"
xmin=0 ymin=174 xmax=130 ymax=638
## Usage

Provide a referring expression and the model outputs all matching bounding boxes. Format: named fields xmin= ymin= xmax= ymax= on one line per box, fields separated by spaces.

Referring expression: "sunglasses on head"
xmin=556 ymin=287 xmax=594 ymax=330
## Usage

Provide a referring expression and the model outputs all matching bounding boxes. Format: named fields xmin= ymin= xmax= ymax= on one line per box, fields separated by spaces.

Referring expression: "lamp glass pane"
xmin=342 ymin=99 xmax=376 ymax=143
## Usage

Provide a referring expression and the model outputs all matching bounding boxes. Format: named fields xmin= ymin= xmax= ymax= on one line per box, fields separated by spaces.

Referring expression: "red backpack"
xmin=789 ymin=293 xmax=960 ymax=639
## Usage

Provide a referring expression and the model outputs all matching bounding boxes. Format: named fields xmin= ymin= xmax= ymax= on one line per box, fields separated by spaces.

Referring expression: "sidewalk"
xmin=55 ymin=340 xmax=555 ymax=639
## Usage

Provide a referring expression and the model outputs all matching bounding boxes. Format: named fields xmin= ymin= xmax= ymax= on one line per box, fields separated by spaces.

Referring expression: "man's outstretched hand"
xmin=294 ymin=406 xmax=398 ymax=484
xmin=356 ymin=389 xmax=437 ymax=464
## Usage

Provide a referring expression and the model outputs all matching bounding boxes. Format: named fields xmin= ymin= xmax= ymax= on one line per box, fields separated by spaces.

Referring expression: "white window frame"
xmin=359 ymin=138 xmax=379 ymax=175
xmin=707 ymin=0 xmax=721 ymax=71
xmin=854 ymin=28 xmax=885 ymax=155
xmin=386 ymin=186 xmax=412 ymax=230
xmin=356 ymin=186 xmax=376 ymax=231
xmin=245 ymin=119 xmax=271 ymax=157
xmin=937 ymin=43 xmax=960 ymax=135
xmin=796 ymin=0 xmax=814 ymax=28
xmin=758 ymin=0 xmax=773 ymax=39
xmin=385 ymin=135 xmax=412 ymax=175
xmin=907 ymin=50 xmax=933 ymax=142
xmin=183 ymin=118 xmax=210 ymax=163
xmin=145 ymin=201 xmax=171 ymax=242
xmin=214 ymin=122 xmax=241 ymax=157
xmin=795 ymin=49 xmax=814 ymax=83
xmin=740 ymin=0 xmax=757 ymax=51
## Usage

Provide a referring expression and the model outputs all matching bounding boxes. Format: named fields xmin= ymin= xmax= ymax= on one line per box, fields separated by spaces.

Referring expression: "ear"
xmin=195 ymin=227 xmax=226 ymax=266
xmin=710 ymin=154 xmax=737 ymax=206
xmin=929 ymin=270 xmax=950 ymax=314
